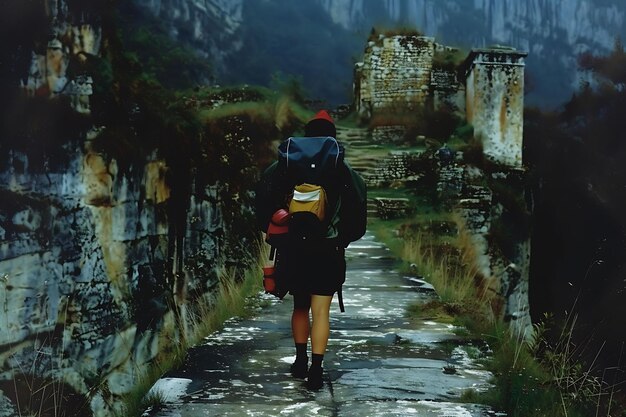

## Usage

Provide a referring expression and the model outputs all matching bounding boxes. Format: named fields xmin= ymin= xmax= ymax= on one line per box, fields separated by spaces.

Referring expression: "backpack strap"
xmin=338 ymin=285 xmax=345 ymax=313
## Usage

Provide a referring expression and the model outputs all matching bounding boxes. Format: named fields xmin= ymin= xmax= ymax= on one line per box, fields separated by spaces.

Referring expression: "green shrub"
xmin=433 ymin=48 xmax=467 ymax=72
xmin=368 ymin=26 xmax=425 ymax=43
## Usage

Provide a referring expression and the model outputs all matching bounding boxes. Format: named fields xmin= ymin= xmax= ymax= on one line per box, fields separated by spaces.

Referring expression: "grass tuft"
xmin=396 ymin=213 xmax=494 ymax=328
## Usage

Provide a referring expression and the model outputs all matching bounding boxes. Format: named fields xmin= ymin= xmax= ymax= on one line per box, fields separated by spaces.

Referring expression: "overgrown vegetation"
xmin=467 ymin=323 xmax=596 ymax=417
xmin=525 ymin=38 xmax=626 ymax=413
xmin=370 ymin=206 xmax=494 ymax=323
xmin=370 ymin=203 xmax=611 ymax=416
xmin=365 ymin=46 xmax=624 ymax=411
xmin=368 ymin=104 xmax=463 ymax=143
xmin=367 ymin=26 xmax=424 ymax=43
xmin=402 ymin=220 xmax=485 ymax=305
xmin=96 ymin=5 xmax=321 ymax=416
xmin=0 ymin=2 xmax=316 ymax=416
xmin=432 ymin=48 xmax=467 ymax=72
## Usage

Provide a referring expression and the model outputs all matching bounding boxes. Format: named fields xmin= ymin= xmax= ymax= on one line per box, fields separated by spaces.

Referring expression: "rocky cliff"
xmin=133 ymin=0 xmax=244 ymax=79
xmin=316 ymin=0 xmax=625 ymax=106
xmin=0 ymin=2 xmax=261 ymax=415
xmin=318 ymin=0 xmax=623 ymax=48
xmin=172 ymin=0 xmax=624 ymax=107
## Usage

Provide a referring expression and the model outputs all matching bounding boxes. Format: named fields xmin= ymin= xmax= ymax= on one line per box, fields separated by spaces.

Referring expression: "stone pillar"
xmin=463 ymin=48 xmax=527 ymax=168
xmin=461 ymin=49 xmax=533 ymax=339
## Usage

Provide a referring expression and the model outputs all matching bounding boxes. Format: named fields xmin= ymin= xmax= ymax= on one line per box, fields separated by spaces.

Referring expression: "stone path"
xmin=144 ymin=233 xmax=500 ymax=417
xmin=336 ymin=125 xmax=426 ymax=195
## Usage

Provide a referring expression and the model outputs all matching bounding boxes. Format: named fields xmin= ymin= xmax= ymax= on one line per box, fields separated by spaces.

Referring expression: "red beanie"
xmin=305 ymin=109 xmax=336 ymax=137
xmin=311 ymin=110 xmax=334 ymax=124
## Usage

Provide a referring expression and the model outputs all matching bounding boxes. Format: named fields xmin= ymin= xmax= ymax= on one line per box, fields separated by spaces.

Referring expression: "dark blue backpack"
xmin=277 ymin=136 xmax=344 ymax=185
xmin=278 ymin=137 xmax=344 ymax=241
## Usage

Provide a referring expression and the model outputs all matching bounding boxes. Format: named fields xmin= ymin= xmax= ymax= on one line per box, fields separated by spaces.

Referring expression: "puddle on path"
xmin=144 ymin=233 xmax=501 ymax=417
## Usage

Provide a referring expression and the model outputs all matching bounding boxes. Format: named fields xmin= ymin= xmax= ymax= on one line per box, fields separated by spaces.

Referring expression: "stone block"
xmin=374 ymin=197 xmax=412 ymax=220
xmin=371 ymin=125 xmax=407 ymax=144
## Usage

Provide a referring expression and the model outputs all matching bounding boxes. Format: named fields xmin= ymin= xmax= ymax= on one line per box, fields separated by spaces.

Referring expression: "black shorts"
xmin=286 ymin=243 xmax=346 ymax=296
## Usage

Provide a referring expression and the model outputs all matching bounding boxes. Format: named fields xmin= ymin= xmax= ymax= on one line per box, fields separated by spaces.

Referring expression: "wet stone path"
xmin=146 ymin=233 xmax=500 ymax=416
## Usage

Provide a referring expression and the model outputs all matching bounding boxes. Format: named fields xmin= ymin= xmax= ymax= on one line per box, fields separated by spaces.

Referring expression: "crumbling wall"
xmin=354 ymin=35 xmax=470 ymax=120
xmin=355 ymin=35 xmax=435 ymax=118
xmin=458 ymin=50 xmax=531 ymax=339
xmin=364 ymin=151 xmax=422 ymax=187
xmin=445 ymin=164 xmax=532 ymax=340
xmin=355 ymin=34 xmax=532 ymax=340
xmin=431 ymin=68 xmax=465 ymax=112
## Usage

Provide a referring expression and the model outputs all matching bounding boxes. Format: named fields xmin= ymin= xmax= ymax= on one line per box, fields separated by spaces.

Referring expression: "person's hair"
xmin=304 ymin=119 xmax=336 ymax=138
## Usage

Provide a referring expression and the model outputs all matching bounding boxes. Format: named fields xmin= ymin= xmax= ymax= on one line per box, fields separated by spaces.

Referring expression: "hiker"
xmin=255 ymin=110 xmax=367 ymax=390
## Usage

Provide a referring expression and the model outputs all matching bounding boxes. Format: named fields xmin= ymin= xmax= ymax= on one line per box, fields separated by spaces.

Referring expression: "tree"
xmin=578 ymin=38 xmax=626 ymax=88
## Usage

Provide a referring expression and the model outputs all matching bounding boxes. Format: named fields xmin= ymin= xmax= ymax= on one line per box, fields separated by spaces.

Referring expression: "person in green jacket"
xmin=255 ymin=110 xmax=367 ymax=390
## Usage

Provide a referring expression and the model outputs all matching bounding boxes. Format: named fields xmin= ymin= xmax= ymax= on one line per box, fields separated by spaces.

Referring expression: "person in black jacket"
xmin=255 ymin=110 xmax=367 ymax=390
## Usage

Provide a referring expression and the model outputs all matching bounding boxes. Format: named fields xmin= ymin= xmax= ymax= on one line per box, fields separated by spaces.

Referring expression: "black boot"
xmin=290 ymin=343 xmax=308 ymax=378
xmin=290 ymin=358 xmax=308 ymax=378
xmin=306 ymin=365 xmax=323 ymax=390
xmin=306 ymin=353 xmax=324 ymax=390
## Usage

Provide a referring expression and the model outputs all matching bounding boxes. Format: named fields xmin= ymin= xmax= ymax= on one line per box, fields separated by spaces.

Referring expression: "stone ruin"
xmin=354 ymin=34 xmax=526 ymax=169
xmin=462 ymin=48 xmax=526 ymax=168
xmin=355 ymin=33 xmax=532 ymax=339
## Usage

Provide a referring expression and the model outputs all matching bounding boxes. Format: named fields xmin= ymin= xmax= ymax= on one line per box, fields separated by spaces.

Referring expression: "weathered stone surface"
xmin=0 ymin=4 xmax=257 ymax=415
xmin=355 ymin=35 xmax=471 ymax=119
xmin=436 ymin=153 xmax=464 ymax=200
xmin=371 ymin=125 xmax=407 ymax=144
xmin=0 ymin=140 xmax=245 ymax=416
xmin=432 ymin=68 xmax=465 ymax=112
xmin=374 ymin=197 xmax=412 ymax=220
xmin=364 ymin=152 xmax=422 ymax=187
xmin=355 ymin=35 xmax=436 ymax=117
xmin=22 ymin=2 xmax=101 ymax=113
xmin=464 ymin=49 xmax=526 ymax=168
xmin=453 ymin=166 xmax=532 ymax=339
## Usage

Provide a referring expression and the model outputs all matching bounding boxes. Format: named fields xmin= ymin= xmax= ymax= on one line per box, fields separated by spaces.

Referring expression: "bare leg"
xmin=290 ymin=296 xmax=311 ymax=379
xmin=291 ymin=307 xmax=310 ymax=344
xmin=310 ymin=294 xmax=333 ymax=354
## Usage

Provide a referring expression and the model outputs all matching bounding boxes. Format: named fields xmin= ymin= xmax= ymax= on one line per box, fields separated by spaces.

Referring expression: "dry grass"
xmin=121 ymin=244 xmax=266 ymax=417
xmin=402 ymin=215 xmax=494 ymax=316
xmin=528 ymin=311 xmax=612 ymax=416
xmin=3 ymin=301 xmax=94 ymax=417
xmin=471 ymin=309 xmax=614 ymax=417
xmin=370 ymin=192 xmax=615 ymax=416
xmin=369 ymin=110 xmax=420 ymax=129
xmin=185 ymin=265 xmax=261 ymax=345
